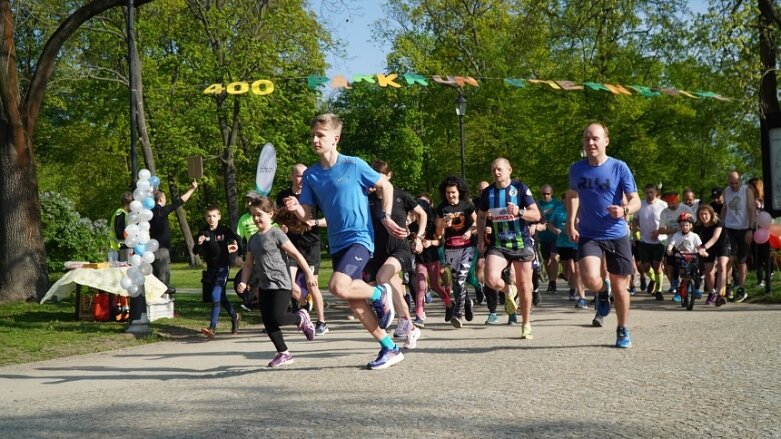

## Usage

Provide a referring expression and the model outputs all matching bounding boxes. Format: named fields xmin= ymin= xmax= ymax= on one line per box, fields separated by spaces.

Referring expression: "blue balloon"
xmin=135 ymin=244 xmax=147 ymax=255
xmin=149 ymin=176 xmax=160 ymax=189
xmin=142 ymin=197 xmax=155 ymax=209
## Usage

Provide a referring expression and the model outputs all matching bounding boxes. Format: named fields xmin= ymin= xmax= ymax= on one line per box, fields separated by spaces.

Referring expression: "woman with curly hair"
xmin=435 ymin=176 xmax=476 ymax=328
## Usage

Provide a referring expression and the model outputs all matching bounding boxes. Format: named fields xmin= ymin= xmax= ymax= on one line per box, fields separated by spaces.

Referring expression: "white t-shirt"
xmin=723 ymin=185 xmax=749 ymax=229
xmin=668 ymin=231 xmax=702 ymax=253
xmin=659 ymin=204 xmax=695 ymax=241
xmin=637 ymin=198 xmax=668 ymax=244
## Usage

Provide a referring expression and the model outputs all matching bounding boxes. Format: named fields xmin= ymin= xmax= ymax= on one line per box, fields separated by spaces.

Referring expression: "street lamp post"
xmin=455 ymin=91 xmax=467 ymax=181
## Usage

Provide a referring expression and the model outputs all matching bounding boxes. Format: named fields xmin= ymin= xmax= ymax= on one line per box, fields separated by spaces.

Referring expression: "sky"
xmin=311 ymin=1 xmax=711 ymax=79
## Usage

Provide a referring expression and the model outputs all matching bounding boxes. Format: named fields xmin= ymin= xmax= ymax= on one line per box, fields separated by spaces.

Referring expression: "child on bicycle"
xmin=665 ymin=212 xmax=708 ymax=302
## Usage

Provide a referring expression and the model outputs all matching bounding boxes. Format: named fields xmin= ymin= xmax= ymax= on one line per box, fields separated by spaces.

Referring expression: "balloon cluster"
xmin=119 ymin=169 xmax=161 ymax=297
xmin=753 ymin=212 xmax=781 ymax=249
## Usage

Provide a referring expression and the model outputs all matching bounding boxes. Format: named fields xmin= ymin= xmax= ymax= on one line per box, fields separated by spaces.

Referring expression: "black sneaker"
xmin=655 ymin=291 xmax=664 ymax=301
xmin=592 ymin=313 xmax=603 ymax=327
xmin=444 ymin=304 xmax=454 ymax=322
xmin=646 ymin=280 xmax=655 ymax=294
xmin=546 ymin=282 xmax=557 ymax=294
xmin=475 ymin=285 xmax=485 ymax=305
xmin=735 ymin=288 xmax=748 ymax=303
xmin=231 ymin=313 xmax=241 ymax=334
xmin=464 ymin=299 xmax=474 ymax=321
xmin=532 ymin=289 xmax=541 ymax=307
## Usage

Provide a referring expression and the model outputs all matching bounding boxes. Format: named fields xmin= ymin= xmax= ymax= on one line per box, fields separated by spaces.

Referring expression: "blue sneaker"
xmin=575 ymin=298 xmax=589 ymax=309
xmin=693 ymin=289 xmax=703 ymax=299
xmin=372 ymin=283 xmax=395 ymax=330
xmin=672 ymin=293 xmax=682 ymax=303
xmin=616 ymin=326 xmax=632 ymax=348
xmin=367 ymin=345 xmax=404 ymax=370
xmin=596 ymin=291 xmax=611 ymax=317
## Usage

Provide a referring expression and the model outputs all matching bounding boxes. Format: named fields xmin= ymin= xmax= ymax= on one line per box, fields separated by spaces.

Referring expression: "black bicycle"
xmin=674 ymin=250 xmax=699 ymax=311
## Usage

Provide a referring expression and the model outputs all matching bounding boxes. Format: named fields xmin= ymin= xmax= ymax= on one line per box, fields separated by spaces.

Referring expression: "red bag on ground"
xmin=92 ymin=292 xmax=111 ymax=321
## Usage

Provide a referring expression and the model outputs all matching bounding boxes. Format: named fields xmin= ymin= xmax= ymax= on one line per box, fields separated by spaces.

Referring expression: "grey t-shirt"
xmin=248 ymin=227 xmax=292 ymax=290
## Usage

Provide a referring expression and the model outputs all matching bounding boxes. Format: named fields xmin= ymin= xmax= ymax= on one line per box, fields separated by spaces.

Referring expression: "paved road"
xmin=1 ymin=291 xmax=779 ymax=438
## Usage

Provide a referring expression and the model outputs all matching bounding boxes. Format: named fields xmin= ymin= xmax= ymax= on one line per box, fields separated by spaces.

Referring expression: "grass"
xmin=0 ymin=256 xmax=777 ymax=367
xmin=0 ymin=257 xmax=335 ymax=367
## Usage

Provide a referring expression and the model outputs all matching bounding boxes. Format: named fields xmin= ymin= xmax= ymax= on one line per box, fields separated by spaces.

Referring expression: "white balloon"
xmin=133 ymin=188 xmax=146 ymax=201
xmin=124 ymin=235 xmax=139 ymax=248
xmin=127 ymin=284 xmax=140 ymax=296
xmin=120 ymin=276 xmax=133 ymax=289
xmin=138 ymin=231 xmax=150 ymax=244
xmin=140 ymin=262 xmax=153 ymax=276
xmin=140 ymin=209 xmax=153 ymax=222
xmin=130 ymin=254 xmax=143 ymax=267
xmin=129 ymin=200 xmax=143 ymax=213
xmin=127 ymin=266 xmax=140 ymax=277
xmin=138 ymin=221 xmax=150 ymax=232
xmin=124 ymin=224 xmax=140 ymax=236
xmin=136 ymin=180 xmax=150 ymax=192
xmin=128 ymin=212 xmax=140 ymax=224
xmin=142 ymin=251 xmax=156 ymax=264
xmin=131 ymin=270 xmax=146 ymax=286
xmin=758 ymin=211 xmax=773 ymax=228
xmin=138 ymin=169 xmax=151 ymax=180
xmin=147 ymin=239 xmax=160 ymax=253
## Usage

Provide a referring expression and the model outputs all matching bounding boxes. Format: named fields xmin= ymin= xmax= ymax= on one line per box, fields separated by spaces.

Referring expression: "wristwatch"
xmin=623 ymin=206 xmax=630 ymax=217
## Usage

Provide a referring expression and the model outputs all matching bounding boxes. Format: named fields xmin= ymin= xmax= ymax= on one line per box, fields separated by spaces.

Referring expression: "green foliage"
xmin=39 ymin=192 xmax=110 ymax=273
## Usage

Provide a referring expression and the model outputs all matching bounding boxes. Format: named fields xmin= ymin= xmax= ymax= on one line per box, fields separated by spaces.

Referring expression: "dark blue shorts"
xmin=577 ymin=236 xmax=634 ymax=276
xmin=331 ymin=244 xmax=372 ymax=280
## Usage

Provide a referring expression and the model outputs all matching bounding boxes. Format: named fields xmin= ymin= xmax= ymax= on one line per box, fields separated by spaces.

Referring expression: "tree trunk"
xmin=0 ymin=137 xmax=49 ymax=302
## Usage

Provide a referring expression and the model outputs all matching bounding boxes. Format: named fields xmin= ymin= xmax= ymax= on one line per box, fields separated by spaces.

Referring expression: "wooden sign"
xmin=187 ymin=155 xmax=203 ymax=180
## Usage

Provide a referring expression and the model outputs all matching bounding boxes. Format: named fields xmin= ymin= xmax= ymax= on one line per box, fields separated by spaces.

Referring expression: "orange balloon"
xmin=769 ymin=233 xmax=781 ymax=250
xmin=769 ymin=223 xmax=781 ymax=237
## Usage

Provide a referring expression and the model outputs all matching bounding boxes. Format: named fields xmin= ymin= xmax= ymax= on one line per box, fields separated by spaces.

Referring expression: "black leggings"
xmin=259 ymin=289 xmax=301 ymax=353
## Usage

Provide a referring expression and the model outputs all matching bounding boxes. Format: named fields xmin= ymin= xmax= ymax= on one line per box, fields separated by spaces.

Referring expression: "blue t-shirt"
xmin=548 ymin=205 xmax=577 ymax=249
xmin=479 ymin=180 xmax=536 ymax=250
xmin=568 ymin=157 xmax=637 ymax=240
xmin=299 ymin=154 xmax=381 ymax=254
xmin=536 ymin=198 xmax=564 ymax=243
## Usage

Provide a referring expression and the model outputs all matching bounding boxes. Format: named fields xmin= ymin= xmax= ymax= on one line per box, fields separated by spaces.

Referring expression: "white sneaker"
xmin=393 ymin=318 xmax=411 ymax=338
xmin=403 ymin=326 xmax=421 ymax=349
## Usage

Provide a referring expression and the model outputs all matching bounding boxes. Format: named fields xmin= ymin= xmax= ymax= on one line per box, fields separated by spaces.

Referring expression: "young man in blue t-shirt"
xmin=566 ymin=123 xmax=640 ymax=348
xmin=283 ymin=113 xmax=409 ymax=370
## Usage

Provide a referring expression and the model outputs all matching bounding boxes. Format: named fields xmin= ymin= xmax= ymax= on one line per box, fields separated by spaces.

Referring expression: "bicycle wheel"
xmin=678 ymin=278 xmax=688 ymax=308
xmin=535 ymin=249 xmax=548 ymax=283
xmin=686 ymin=280 xmax=695 ymax=311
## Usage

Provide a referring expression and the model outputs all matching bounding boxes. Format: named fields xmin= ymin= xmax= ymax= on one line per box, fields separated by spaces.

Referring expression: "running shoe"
xmin=367 ymin=346 xmax=404 ymax=370
xmin=200 ymin=327 xmax=216 ymax=339
xmin=629 ymin=286 xmax=637 ymax=296
xmin=532 ymin=288 xmax=541 ymax=307
xmin=231 ymin=313 xmax=241 ymax=334
xmin=403 ymin=326 xmax=421 ymax=349
xmin=575 ymin=298 xmax=589 ymax=309
xmin=596 ymin=291 xmax=611 ymax=317
xmin=757 ymin=281 xmax=766 ymax=289
xmin=444 ymin=304 xmax=454 ymax=322
xmin=371 ymin=283 xmax=395 ymax=329
xmin=475 ymin=285 xmax=485 ymax=305
xmin=546 ymin=282 xmax=557 ymax=294
xmin=693 ymin=289 xmax=703 ymax=299
xmin=735 ymin=288 xmax=748 ymax=303
xmin=485 ymin=313 xmax=500 ymax=325
xmin=297 ymin=309 xmax=315 ymax=341
xmin=268 ymin=351 xmax=294 ymax=367
xmin=425 ymin=292 xmax=433 ymax=304
xmin=672 ymin=293 xmax=681 ymax=303
xmin=568 ymin=289 xmax=576 ymax=301
xmin=592 ymin=312 xmax=603 ymax=327
xmin=616 ymin=326 xmax=632 ymax=348
xmin=504 ymin=285 xmax=518 ymax=314
xmin=715 ymin=295 xmax=726 ymax=307
xmin=393 ymin=318 xmax=411 ymax=338
xmin=240 ymin=303 xmax=252 ymax=312
xmin=507 ymin=313 xmax=519 ymax=326
xmin=315 ymin=321 xmax=329 ymax=335
xmin=640 ymin=278 xmax=647 ymax=291
xmin=465 ymin=298 xmax=474 ymax=322
xmin=655 ymin=291 xmax=664 ymax=301
xmin=705 ymin=292 xmax=715 ymax=305
xmin=451 ymin=315 xmax=463 ymax=328
xmin=520 ymin=324 xmax=533 ymax=339
xmin=646 ymin=280 xmax=655 ymax=294
xmin=412 ymin=316 xmax=425 ymax=328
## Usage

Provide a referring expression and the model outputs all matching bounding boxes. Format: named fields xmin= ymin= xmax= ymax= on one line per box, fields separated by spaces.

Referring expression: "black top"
xmin=275 ymin=188 xmax=322 ymax=265
xmin=149 ymin=197 xmax=184 ymax=249
xmin=436 ymin=199 xmax=476 ymax=249
xmin=368 ymin=189 xmax=417 ymax=258
xmin=410 ymin=198 xmax=440 ymax=264
xmin=192 ymin=224 xmax=240 ymax=268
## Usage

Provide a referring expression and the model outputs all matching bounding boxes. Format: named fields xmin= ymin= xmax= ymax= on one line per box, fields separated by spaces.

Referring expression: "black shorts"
xmin=577 ymin=237 xmax=634 ymax=276
xmin=557 ymin=246 xmax=578 ymax=261
xmin=364 ymin=248 xmax=414 ymax=283
xmin=637 ymin=241 xmax=665 ymax=264
xmin=486 ymin=246 xmax=535 ymax=263
xmin=539 ymin=241 xmax=557 ymax=260
xmin=725 ymin=228 xmax=749 ymax=263
xmin=700 ymin=243 xmax=731 ymax=263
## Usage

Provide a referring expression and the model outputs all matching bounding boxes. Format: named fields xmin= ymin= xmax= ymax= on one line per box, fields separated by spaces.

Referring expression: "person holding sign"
xmin=284 ymin=113 xmax=409 ymax=370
